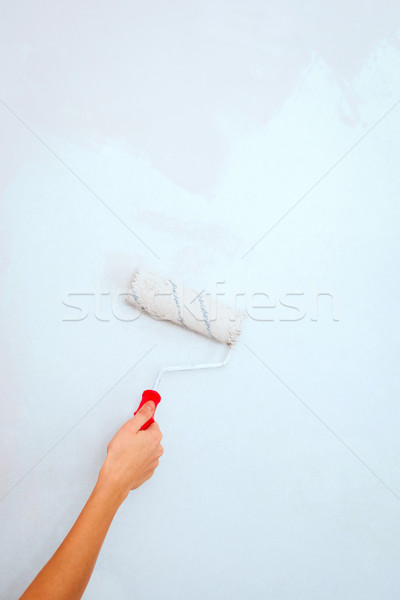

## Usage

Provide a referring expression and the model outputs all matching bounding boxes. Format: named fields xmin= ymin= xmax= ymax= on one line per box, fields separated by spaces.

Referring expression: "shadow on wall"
xmin=1 ymin=0 xmax=399 ymax=193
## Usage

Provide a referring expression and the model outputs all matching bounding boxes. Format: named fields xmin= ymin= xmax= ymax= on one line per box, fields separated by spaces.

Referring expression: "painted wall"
xmin=1 ymin=2 xmax=400 ymax=598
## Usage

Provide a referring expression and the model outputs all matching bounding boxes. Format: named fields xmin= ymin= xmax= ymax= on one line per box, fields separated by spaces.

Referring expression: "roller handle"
xmin=134 ymin=389 xmax=161 ymax=430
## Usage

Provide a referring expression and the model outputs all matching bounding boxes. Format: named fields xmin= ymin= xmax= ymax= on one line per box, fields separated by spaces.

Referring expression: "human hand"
xmin=98 ymin=401 xmax=163 ymax=501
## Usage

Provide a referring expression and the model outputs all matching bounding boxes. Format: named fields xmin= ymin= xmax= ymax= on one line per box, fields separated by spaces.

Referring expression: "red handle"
xmin=134 ymin=389 xmax=161 ymax=430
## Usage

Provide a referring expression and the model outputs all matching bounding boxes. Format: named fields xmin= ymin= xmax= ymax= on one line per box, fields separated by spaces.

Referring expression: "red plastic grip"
xmin=134 ymin=389 xmax=161 ymax=430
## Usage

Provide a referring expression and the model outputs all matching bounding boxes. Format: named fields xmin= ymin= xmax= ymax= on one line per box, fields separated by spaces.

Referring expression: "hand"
xmin=98 ymin=401 xmax=163 ymax=500
xmin=19 ymin=403 xmax=163 ymax=600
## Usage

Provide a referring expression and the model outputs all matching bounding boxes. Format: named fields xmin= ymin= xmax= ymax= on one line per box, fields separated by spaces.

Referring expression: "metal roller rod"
xmin=153 ymin=346 xmax=233 ymax=391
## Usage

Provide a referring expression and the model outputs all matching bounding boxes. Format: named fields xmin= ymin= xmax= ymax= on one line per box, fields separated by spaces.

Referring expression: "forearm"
xmin=19 ymin=400 xmax=161 ymax=600
xmin=20 ymin=479 xmax=127 ymax=600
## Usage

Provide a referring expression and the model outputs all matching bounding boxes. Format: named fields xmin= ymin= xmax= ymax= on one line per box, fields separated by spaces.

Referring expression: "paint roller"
xmin=127 ymin=268 xmax=244 ymax=429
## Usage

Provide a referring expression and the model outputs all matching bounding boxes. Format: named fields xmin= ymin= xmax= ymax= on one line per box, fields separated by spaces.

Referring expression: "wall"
xmin=1 ymin=2 xmax=400 ymax=598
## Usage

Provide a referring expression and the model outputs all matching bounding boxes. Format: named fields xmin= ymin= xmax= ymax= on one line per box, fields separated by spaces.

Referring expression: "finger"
xmin=131 ymin=401 xmax=155 ymax=431
xmin=146 ymin=421 xmax=162 ymax=440
xmin=146 ymin=421 xmax=160 ymax=433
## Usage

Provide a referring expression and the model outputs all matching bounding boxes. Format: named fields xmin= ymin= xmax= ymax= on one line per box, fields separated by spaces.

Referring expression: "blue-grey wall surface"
xmin=1 ymin=2 xmax=400 ymax=598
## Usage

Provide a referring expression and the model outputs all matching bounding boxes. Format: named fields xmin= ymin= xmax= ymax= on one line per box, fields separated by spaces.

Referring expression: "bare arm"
xmin=20 ymin=401 xmax=163 ymax=600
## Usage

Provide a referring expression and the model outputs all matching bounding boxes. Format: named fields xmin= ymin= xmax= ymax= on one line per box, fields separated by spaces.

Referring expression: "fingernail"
xmin=146 ymin=401 xmax=155 ymax=412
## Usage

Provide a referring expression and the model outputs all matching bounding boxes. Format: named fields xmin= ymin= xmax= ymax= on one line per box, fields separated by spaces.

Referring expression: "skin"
xmin=19 ymin=400 xmax=163 ymax=600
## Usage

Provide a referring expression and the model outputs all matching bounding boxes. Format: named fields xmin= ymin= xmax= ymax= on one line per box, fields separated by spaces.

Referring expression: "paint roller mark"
xmin=131 ymin=284 xmax=145 ymax=310
xmin=198 ymin=294 xmax=216 ymax=340
xmin=169 ymin=279 xmax=185 ymax=326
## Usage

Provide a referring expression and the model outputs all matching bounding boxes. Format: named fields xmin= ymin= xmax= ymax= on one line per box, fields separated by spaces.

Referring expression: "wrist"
xmin=95 ymin=467 xmax=130 ymax=507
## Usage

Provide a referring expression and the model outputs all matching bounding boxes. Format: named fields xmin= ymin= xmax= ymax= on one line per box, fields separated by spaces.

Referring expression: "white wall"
xmin=1 ymin=2 xmax=400 ymax=598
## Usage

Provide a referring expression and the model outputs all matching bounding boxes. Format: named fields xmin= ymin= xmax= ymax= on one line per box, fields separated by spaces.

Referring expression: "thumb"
xmin=132 ymin=401 xmax=155 ymax=431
